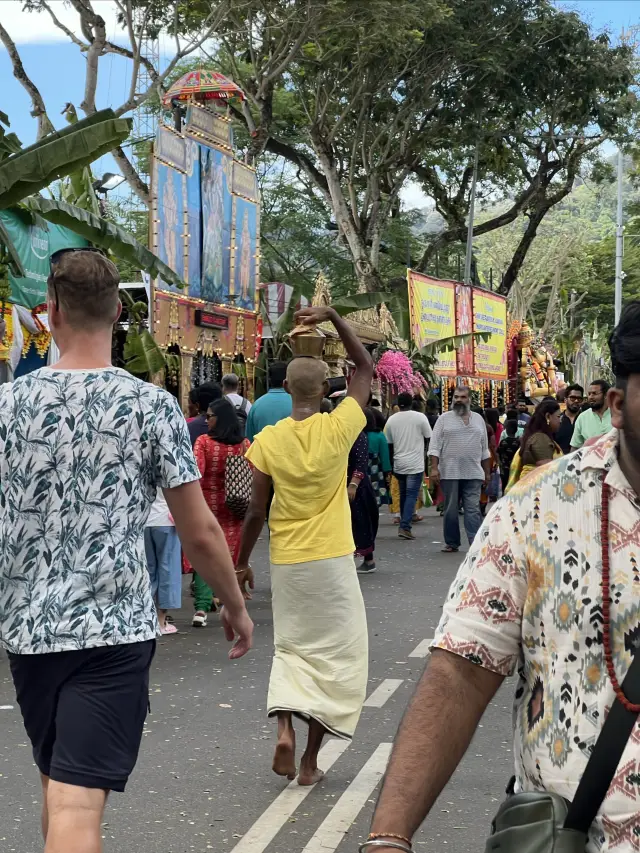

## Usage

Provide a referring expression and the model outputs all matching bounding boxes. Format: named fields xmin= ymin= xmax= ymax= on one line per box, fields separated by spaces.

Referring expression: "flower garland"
xmin=376 ymin=350 xmax=427 ymax=394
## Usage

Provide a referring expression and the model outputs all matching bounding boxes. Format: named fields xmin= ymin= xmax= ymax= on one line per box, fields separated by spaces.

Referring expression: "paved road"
xmin=0 ymin=511 xmax=514 ymax=853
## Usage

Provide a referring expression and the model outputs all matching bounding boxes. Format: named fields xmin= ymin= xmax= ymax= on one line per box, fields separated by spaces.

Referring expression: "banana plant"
xmin=120 ymin=289 xmax=167 ymax=378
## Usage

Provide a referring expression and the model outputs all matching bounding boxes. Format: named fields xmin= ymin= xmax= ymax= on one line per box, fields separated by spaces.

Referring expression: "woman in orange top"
xmin=190 ymin=398 xmax=250 ymax=627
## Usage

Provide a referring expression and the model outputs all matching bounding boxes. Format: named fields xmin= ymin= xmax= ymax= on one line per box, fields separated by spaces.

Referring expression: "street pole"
xmin=615 ymin=148 xmax=624 ymax=325
xmin=463 ymin=145 xmax=479 ymax=285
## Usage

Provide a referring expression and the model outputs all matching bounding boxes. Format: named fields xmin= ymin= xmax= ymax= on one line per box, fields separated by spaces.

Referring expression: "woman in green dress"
xmin=364 ymin=408 xmax=391 ymax=507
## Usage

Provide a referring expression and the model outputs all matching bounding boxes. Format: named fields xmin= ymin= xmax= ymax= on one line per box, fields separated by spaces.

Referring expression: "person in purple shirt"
xmin=188 ymin=382 xmax=222 ymax=447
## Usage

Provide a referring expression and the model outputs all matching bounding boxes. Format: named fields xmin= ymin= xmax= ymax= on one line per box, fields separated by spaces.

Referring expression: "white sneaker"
xmin=192 ymin=611 xmax=208 ymax=628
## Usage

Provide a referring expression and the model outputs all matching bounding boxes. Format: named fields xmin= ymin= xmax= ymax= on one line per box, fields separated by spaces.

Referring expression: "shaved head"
xmin=285 ymin=357 xmax=329 ymax=403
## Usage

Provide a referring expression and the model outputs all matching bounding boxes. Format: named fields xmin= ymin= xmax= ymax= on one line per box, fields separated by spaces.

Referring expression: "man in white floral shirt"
xmin=0 ymin=250 xmax=253 ymax=853
xmin=367 ymin=301 xmax=640 ymax=853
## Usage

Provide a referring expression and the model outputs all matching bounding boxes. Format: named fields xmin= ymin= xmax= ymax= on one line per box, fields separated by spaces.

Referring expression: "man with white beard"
xmin=428 ymin=386 xmax=491 ymax=553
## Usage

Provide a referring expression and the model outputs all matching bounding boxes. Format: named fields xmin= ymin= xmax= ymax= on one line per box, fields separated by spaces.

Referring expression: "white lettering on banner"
xmin=30 ymin=228 xmax=49 ymax=260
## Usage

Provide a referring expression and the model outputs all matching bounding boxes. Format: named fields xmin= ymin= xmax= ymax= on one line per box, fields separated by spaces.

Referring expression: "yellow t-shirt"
xmin=245 ymin=396 xmax=366 ymax=564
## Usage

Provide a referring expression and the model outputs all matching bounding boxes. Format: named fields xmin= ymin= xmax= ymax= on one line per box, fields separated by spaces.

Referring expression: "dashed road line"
xmin=302 ymin=743 xmax=392 ymax=853
xmin=230 ymin=738 xmax=349 ymax=853
xmin=363 ymin=679 xmax=403 ymax=708
xmin=408 ymin=639 xmax=432 ymax=658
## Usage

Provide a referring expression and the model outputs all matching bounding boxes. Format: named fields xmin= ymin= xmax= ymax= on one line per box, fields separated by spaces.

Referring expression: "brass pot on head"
xmin=289 ymin=323 xmax=326 ymax=359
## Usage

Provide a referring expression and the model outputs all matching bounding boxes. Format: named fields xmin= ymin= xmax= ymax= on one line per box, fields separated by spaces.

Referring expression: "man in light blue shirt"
xmin=246 ymin=361 xmax=292 ymax=441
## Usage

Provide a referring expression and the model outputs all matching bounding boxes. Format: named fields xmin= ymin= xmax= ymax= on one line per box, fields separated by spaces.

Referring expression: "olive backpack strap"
xmin=564 ymin=650 xmax=640 ymax=833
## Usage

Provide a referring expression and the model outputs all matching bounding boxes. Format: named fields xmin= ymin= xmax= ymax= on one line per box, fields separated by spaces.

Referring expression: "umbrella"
xmin=162 ymin=69 xmax=245 ymax=107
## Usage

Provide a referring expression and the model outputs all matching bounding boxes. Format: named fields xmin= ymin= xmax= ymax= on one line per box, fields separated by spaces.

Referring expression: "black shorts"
xmin=9 ymin=640 xmax=155 ymax=792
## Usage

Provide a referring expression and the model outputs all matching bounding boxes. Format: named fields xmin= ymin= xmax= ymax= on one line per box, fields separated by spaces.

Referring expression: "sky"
xmin=0 ymin=0 xmax=638 ymax=208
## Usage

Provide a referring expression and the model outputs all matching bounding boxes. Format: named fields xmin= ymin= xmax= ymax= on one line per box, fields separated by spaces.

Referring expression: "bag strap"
xmin=238 ymin=398 xmax=248 ymax=415
xmin=564 ymin=649 xmax=640 ymax=833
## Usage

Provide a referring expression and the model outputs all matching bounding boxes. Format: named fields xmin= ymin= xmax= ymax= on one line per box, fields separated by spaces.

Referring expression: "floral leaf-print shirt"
xmin=432 ymin=429 xmax=640 ymax=853
xmin=0 ymin=367 xmax=200 ymax=655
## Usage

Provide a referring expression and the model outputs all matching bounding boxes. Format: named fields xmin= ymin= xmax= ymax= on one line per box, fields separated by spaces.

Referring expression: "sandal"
xmin=441 ymin=545 xmax=459 ymax=553
xmin=160 ymin=623 xmax=178 ymax=635
xmin=412 ymin=514 xmax=424 ymax=523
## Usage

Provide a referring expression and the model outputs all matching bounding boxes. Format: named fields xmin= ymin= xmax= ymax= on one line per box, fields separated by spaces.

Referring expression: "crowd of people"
xmin=0 ymin=246 xmax=635 ymax=853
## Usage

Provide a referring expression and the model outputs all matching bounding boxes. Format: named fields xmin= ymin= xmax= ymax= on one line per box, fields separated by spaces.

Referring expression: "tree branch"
xmin=112 ymin=145 xmax=150 ymax=206
xmin=40 ymin=0 xmax=88 ymax=49
xmin=0 ymin=20 xmax=55 ymax=139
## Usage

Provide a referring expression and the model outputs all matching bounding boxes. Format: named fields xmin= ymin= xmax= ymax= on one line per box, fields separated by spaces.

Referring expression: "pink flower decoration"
xmin=376 ymin=350 xmax=427 ymax=394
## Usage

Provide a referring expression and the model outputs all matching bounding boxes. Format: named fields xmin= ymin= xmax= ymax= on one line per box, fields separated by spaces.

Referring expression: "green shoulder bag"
xmin=486 ymin=650 xmax=640 ymax=853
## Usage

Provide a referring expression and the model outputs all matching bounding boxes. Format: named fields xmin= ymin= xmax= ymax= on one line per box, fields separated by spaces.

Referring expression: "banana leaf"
xmin=330 ymin=291 xmax=400 ymax=317
xmin=124 ymin=327 xmax=167 ymax=375
xmin=0 ymin=111 xmax=22 ymax=164
xmin=0 ymin=109 xmax=131 ymax=209
xmin=420 ymin=332 xmax=492 ymax=354
xmin=121 ymin=291 xmax=167 ymax=377
xmin=18 ymin=197 xmax=185 ymax=288
xmin=0 ymin=216 xmax=25 ymax=277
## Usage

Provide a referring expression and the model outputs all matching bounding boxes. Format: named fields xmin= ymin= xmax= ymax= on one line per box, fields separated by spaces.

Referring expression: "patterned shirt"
xmin=432 ymin=430 xmax=640 ymax=852
xmin=428 ymin=410 xmax=490 ymax=480
xmin=0 ymin=367 xmax=200 ymax=655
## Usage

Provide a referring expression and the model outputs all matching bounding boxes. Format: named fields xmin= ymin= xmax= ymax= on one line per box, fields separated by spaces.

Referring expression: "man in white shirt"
xmin=223 ymin=373 xmax=252 ymax=434
xmin=429 ymin=385 xmax=491 ymax=553
xmin=385 ymin=393 xmax=432 ymax=541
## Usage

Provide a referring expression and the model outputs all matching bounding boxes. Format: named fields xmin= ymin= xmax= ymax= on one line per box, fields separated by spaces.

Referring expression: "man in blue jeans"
xmin=428 ymin=386 xmax=491 ymax=553
xmin=385 ymin=393 xmax=432 ymax=540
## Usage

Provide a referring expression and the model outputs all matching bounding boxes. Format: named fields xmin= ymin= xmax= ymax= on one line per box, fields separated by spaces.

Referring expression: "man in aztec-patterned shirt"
xmin=0 ymin=250 xmax=253 ymax=853
xmin=368 ymin=301 xmax=640 ymax=853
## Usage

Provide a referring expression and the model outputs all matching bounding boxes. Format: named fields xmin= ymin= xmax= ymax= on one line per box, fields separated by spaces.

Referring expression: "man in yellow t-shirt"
xmin=236 ymin=305 xmax=373 ymax=786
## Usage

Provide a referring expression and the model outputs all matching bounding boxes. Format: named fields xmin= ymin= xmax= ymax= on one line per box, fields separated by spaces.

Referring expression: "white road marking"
xmin=302 ymin=743 xmax=392 ymax=853
xmin=230 ymin=738 xmax=349 ymax=853
xmin=408 ymin=639 xmax=433 ymax=658
xmin=364 ymin=679 xmax=403 ymax=708
xmin=0 ymin=705 xmax=14 ymax=710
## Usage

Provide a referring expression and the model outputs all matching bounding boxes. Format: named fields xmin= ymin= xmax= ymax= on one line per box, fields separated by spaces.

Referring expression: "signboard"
xmin=185 ymin=104 xmax=232 ymax=150
xmin=195 ymin=309 xmax=229 ymax=330
xmin=455 ymin=283 xmax=474 ymax=376
xmin=0 ymin=210 xmax=87 ymax=310
xmin=185 ymin=139 xmax=202 ymax=297
xmin=155 ymin=126 xmax=186 ymax=172
xmin=232 ymin=161 xmax=258 ymax=201
xmin=472 ymin=289 xmax=508 ymax=380
xmin=407 ymin=271 xmax=456 ymax=376
xmin=153 ymin=160 xmax=186 ymax=293
xmin=231 ymin=196 xmax=259 ymax=312
xmin=200 ymin=145 xmax=233 ymax=303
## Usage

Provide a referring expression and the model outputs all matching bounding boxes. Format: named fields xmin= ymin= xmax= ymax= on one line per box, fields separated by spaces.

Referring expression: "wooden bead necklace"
xmin=601 ymin=480 xmax=640 ymax=713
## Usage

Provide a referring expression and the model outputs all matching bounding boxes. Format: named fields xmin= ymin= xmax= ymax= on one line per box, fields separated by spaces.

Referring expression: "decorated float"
xmin=151 ymin=72 xmax=261 ymax=408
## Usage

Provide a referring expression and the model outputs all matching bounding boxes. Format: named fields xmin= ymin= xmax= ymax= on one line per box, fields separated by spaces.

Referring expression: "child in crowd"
xmin=498 ymin=419 xmax=521 ymax=492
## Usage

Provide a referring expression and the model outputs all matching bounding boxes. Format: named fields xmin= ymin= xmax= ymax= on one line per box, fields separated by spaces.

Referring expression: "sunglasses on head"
xmin=49 ymin=247 xmax=107 ymax=310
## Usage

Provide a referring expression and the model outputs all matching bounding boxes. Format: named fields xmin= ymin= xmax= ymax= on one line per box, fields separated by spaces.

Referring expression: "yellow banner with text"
xmin=407 ymin=271 xmax=457 ymax=376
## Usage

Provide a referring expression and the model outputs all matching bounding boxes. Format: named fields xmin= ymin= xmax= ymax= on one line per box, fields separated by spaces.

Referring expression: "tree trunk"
xmin=309 ymin=128 xmax=377 ymax=290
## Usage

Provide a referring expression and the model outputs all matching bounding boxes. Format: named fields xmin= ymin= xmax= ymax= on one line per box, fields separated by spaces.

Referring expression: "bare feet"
xmin=297 ymin=766 xmax=324 ymax=786
xmin=272 ymin=732 xmax=296 ymax=780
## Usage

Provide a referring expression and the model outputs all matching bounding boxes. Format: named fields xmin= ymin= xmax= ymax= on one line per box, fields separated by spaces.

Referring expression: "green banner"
xmin=0 ymin=210 xmax=87 ymax=310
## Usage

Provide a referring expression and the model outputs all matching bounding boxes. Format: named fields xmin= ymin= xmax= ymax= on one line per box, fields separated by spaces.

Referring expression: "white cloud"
xmin=400 ymin=179 xmax=431 ymax=211
xmin=0 ymin=0 xmax=122 ymax=46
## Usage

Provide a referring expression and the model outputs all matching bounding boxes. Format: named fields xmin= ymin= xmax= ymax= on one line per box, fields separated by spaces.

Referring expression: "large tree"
xmin=9 ymin=0 xmax=638 ymax=295
xmin=211 ymin=0 xmax=636 ymax=293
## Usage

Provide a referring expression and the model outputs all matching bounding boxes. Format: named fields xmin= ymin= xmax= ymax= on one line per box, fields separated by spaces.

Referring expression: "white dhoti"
xmin=268 ymin=554 xmax=369 ymax=739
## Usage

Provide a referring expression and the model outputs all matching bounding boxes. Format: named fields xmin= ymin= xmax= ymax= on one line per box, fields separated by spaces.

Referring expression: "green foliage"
xmin=120 ymin=290 xmax=167 ymax=378
xmin=0 ymin=109 xmax=132 ymax=209
xmin=19 ymin=197 xmax=185 ymax=289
